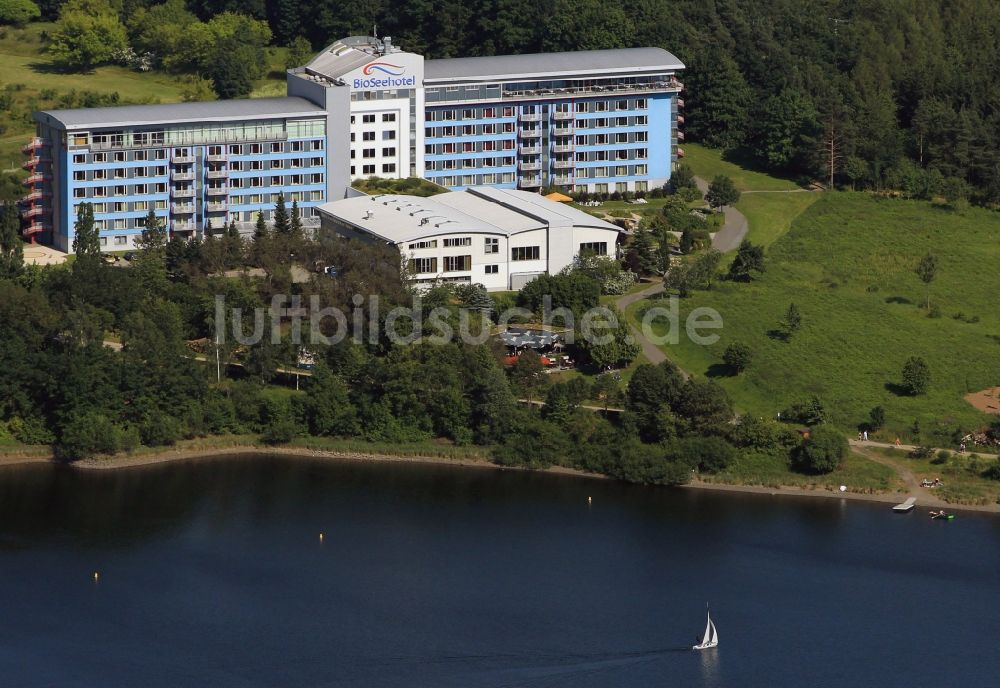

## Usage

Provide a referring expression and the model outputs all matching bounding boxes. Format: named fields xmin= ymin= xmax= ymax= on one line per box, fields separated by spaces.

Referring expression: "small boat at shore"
xmin=930 ymin=510 xmax=955 ymax=521
xmin=692 ymin=607 xmax=719 ymax=651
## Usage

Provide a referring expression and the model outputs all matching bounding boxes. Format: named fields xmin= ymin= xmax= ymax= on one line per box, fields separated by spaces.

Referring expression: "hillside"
xmin=634 ymin=191 xmax=1000 ymax=444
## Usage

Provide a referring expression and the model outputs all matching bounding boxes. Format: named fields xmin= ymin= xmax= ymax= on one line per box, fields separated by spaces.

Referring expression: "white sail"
xmin=693 ymin=608 xmax=719 ymax=650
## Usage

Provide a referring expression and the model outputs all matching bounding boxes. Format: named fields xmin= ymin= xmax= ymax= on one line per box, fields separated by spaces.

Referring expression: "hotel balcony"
xmin=206 ymin=152 xmax=227 ymax=162
xmin=676 ymin=115 xmax=685 ymax=125
xmin=552 ymin=144 xmax=573 ymax=154
xmin=551 ymin=126 xmax=573 ymax=136
xmin=22 ymin=205 xmax=48 ymax=219
xmin=519 ymin=144 xmax=541 ymax=155
xmin=552 ymin=111 xmax=573 ymax=121
xmin=552 ymin=175 xmax=574 ymax=185
xmin=676 ymin=147 xmax=686 ymax=158
xmin=206 ymin=169 xmax=228 ymax=179
xmin=206 ymin=185 xmax=228 ymax=196
xmin=21 ymin=190 xmax=50 ymax=203
xmin=519 ymin=161 xmax=542 ymax=172
xmin=24 ymin=222 xmax=49 ymax=238
xmin=676 ymin=98 xmax=685 ymax=108
xmin=23 ymin=173 xmax=51 ymax=186
xmin=553 ymin=159 xmax=573 ymax=169
xmin=21 ymin=138 xmax=50 ymax=154
xmin=171 ymin=171 xmax=195 ymax=181
xmin=171 ymin=187 xmax=196 ymax=198
xmin=206 ymin=201 xmax=227 ymax=213
xmin=21 ymin=156 xmax=50 ymax=170
xmin=173 ymin=221 xmax=196 ymax=232
xmin=676 ymin=131 xmax=685 ymax=141
xmin=171 ymin=153 xmax=195 ymax=164
xmin=518 ymin=129 xmax=542 ymax=139
xmin=171 ymin=202 xmax=195 ymax=214
xmin=520 ymin=112 xmax=542 ymax=122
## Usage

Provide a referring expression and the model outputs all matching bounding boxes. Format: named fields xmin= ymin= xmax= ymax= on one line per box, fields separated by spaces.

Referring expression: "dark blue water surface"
xmin=1 ymin=455 xmax=998 ymax=687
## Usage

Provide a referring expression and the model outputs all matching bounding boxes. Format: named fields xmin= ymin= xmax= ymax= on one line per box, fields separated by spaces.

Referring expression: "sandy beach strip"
xmin=3 ymin=444 xmax=997 ymax=514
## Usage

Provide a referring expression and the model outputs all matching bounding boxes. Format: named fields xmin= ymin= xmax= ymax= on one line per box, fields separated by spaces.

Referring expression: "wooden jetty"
xmin=892 ymin=497 xmax=916 ymax=513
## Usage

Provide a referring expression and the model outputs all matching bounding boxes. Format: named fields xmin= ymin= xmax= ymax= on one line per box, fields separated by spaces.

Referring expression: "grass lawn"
xmin=737 ymin=192 xmax=821 ymax=247
xmin=700 ymin=450 xmax=901 ymax=493
xmin=682 ymin=143 xmax=804 ymax=192
xmin=632 ymin=192 xmax=1000 ymax=443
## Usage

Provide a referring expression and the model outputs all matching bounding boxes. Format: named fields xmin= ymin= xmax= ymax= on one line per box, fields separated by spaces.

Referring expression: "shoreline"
xmin=3 ymin=445 xmax=998 ymax=514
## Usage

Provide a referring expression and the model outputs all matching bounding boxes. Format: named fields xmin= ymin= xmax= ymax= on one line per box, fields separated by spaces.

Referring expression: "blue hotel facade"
xmin=25 ymin=38 xmax=683 ymax=252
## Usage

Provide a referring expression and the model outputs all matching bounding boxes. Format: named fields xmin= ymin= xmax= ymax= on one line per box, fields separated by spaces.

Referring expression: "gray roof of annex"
xmin=35 ymin=97 xmax=325 ymax=130
xmin=425 ymin=47 xmax=683 ymax=84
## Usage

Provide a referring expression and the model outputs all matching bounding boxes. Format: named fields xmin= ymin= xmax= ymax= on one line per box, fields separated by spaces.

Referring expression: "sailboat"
xmin=692 ymin=607 xmax=719 ymax=650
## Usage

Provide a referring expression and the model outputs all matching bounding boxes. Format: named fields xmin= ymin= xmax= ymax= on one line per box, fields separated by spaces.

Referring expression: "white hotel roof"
xmin=319 ymin=187 xmax=623 ymax=244
xmin=425 ymin=47 xmax=684 ymax=83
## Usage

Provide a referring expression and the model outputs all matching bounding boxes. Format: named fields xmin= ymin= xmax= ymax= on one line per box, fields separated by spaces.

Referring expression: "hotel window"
xmin=579 ymin=242 xmax=607 ymax=256
xmin=484 ymin=237 xmax=499 ymax=254
xmin=615 ymin=133 xmax=628 ymax=143
xmin=482 ymin=173 xmax=496 ymax=184
xmin=636 ymin=148 xmax=648 ymax=159
xmin=154 ymin=149 xmax=166 ymax=160
xmin=615 ymin=165 xmax=628 ymax=176
xmin=382 ymin=113 xmax=396 ymax=122
xmin=503 ymin=106 xmax=514 ymax=117
xmin=270 ymin=142 xmax=281 ymax=153
xmin=409 ymin=257 xmax=437 ymax=274
xmin=114 ymin=152 xmax=125 ymax=162
xmin=350 ymin=166 xmax=356 ymax=176
xmin=270 ymin=175 xmax=281 ymax=186
xmin=382 ymin=130 xmax=396 ymax=140
xmin=575 ymin=102 xmax=588 ymax=113
xmin=576 ymin=135 xmax=587 ymax=146
xmin=310 ymin=190 xmax=323 ymax=201
xmin=270 ymin=159 xmax=284 ymax=169
xmin=463 ymin=125 xmax=474 ymax=135
xmin=463 ymin=109 xmax=474 ymax=119
xmin=249 ymin=143 xmax=262 ymax=154
xmin=382 ymin=147 xmax=396 ymax=157
xmin=502 ymin=139 xmax=515 ymax=150
xmin=100 ymin=237 xmax=107 ymax=246
xmin=443 ymin=237 xmax=471 ymax=247
xmin=408 ymin=240 xmax=437 ymax=249
xmin=363 ymin=131 xmax=375 ymax=141
xmin=93 ymin=170 xmax=107 ymax=180
xmin=114 ymin=169 xmax=127 ymax=179
xmin=350 ymin=116 xmax=356 ymax=124
xmin=134 ymin=150 xmax=147 ymax=160
xmin=443 ymin=255 xmax=471 ymax=272
xmin=616 ymin=117 xmax=628 ymax=127
xmin=594 ymin=183 xmax=608 ymax=194
xmin=363 ymin=149 xmax=375 ymax=158
xmin=484 ymin=265 xmax=499 ymax=274
xmin=363 ymin=164 xmax=375 ymax=174
xmin=511 ymin=246 xmax=540 ymax=261
xmin=311 ymin=157 xmax=322 ymax=166
xmin=443 ymin=126 xmax=456 ymax=136
xmin=596 ymin=101 xmax=608 ymax=112
xmin=635 ymin=181 xmax=648 ymax=192
xmin=135 ymin=201 xmax=148 ymax=211
xmin=73 ymin=189 xmax=86 ymax=199
xmin=617 ymin=99 xmax=628 ymax=110
xmin=156 ymin=200 xmax=167 ymax=209
xmin=155 ymin=183 xmax=167 ymax=193
xmin=483 ymin=157 xmax=496 ymax=167
xmin=311 ymin=140 xmax=324 ymax=150
xmin=483 ymin=124 xmax=496 ymax=135
xmin=73 ymin=154 xmax=86 ymax=164
xmin=636 ymin=132 xmax=648 ymax=142
xmin=635 ymin=164 xmax=648 ymax=175
xmin=115 ymin=236 xmax=127 ymax=246
xmin=154 ymin=166 xmax=166 ymax=175
xmin=635 ymin=115 xmax=648 ymax=125
xmin=502 ymin=122 xmax=515 ymax=133
xmin=135 ymin=184 xmax=147 ymax=194
xmin=484 ymin=107 xmax=496 ymax=118
xmin=363 ymin=114 xmax=376 ymax=123
xmin=462 ymin=141 xmax=474 ymax=153
xmin=73 ymin=171 xmax=85 ymax=181
xmin=114 ymin=186 xmax=126 ymax=196
xmin=636 ymin=98 xmax=647 ymax=109
xmin=382 ymin=163 xmax=396 ymax=174
xmin=114 ymin=219 xmax=126 ymax=230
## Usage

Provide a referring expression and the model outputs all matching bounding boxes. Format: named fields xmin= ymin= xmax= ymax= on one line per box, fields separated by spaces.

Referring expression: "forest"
xmin=13 ymin=0 xmax=1000 ymax=203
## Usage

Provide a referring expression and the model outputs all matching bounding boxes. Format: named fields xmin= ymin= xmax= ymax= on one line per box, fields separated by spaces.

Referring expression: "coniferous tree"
xmin=72 ymin=202 xmax=101 ymax=268
xmin=273 ymin=194 xmax=290 ymax=235
xmin=290 ymin=199 xmax=302 ymax=240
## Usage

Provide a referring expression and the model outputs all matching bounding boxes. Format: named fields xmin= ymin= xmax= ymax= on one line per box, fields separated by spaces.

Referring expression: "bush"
xmin=792 ymin=426 xmax=847 ymax=474
xmin=982 ymin=461 xmax=1000 ymax=481
xmin=868 ymin=406 xmax=885 ymax=431
xmin=55 ymin=413 xmax=120 ymax=460
xmin=672 ymin=436 xmax=739 ymax=473
xmin=901 ymin=356 xmax=930 ymax=395
xmin=261 ymin=418 xmax=300 ymax=445
xmin=6 ymin=416 xmax=55 ymax=445
xmin=723 ymin=342 xmax=753 ymax=373
xmin=140 ymin=415 xmax=181 ymax=447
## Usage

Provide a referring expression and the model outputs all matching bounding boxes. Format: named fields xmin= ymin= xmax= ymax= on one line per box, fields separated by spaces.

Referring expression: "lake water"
xmin=1 ymin=455 xmax=998 ymax=687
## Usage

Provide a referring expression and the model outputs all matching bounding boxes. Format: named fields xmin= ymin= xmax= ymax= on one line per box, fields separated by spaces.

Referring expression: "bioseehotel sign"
xmin=348 ymin=52 xmax=424 ymax=91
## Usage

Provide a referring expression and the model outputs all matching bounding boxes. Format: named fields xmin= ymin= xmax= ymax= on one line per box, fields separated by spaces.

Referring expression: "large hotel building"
xmin=23 ymin=37 xmax=684 ymax=252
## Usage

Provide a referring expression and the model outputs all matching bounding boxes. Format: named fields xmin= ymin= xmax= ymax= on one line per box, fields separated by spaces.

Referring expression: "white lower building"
xmin=317 ymin=187 xmax=625 ymax=291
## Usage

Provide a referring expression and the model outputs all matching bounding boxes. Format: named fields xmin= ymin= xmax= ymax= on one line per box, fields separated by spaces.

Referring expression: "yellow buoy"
xmin=587 ymin=496 xmax=592 ymax=505
xmin=319 ymin=533 xmax=324 ymax=543
xmin=93 ymin=572 xmax=100 ymax=582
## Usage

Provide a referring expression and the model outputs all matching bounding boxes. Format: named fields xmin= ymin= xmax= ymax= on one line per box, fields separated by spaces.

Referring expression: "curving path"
xmin=694 ymin=176 xmax=750 ymax=252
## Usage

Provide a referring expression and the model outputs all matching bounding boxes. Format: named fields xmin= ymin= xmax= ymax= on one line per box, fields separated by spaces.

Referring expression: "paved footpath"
xmin=694 ymin=176 xmax=750 ymax=253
